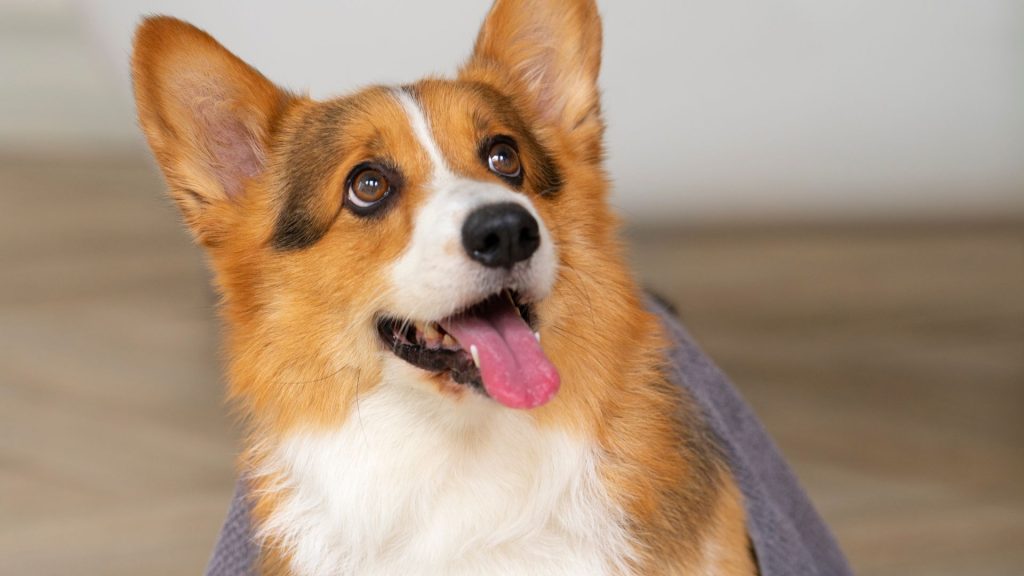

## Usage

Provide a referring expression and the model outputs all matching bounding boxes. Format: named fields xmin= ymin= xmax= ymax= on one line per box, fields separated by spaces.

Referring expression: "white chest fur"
xmin=257 ymin=369 xmax=635 ymax=576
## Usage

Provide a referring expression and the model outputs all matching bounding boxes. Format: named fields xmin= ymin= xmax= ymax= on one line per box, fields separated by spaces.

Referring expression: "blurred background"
xmin=1 ymin=0 xmax=1021 ymax=574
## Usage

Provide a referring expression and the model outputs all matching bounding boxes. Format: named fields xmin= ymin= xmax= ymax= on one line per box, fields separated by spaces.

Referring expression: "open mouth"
xmin=376 ymin=290 xmax=560 ymax=409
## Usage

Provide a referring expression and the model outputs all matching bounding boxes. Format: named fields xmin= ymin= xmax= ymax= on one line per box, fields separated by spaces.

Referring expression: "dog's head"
xmin=133 ymin=0 xmax=627 ymax=427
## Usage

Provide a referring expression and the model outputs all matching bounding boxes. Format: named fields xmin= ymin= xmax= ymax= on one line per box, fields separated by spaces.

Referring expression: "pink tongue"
xmin=441 ymin=298 xmax=560 ymax=409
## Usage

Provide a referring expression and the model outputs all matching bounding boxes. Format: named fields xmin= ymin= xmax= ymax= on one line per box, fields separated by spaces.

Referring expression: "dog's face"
xmin=133 ymin=0 xmax=619 ymax=429
xmin=267 ymin=83 xmax=566 ymax=410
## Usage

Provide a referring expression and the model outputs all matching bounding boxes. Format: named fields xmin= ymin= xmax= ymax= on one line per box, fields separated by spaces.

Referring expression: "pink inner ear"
xmin=192 ymin=92 xmax=264 ymax=199
xmin=519 ymin=47 xmax=559 ymax=118
xmin=511 ymin=44 xmax=581 ymax=126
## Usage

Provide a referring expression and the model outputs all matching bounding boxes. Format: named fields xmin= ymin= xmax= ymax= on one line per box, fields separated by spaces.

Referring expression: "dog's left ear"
xmin=462 ymin=0 xmax=603 ymax=139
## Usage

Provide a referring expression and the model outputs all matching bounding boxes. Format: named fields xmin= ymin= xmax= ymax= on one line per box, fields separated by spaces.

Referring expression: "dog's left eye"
xmin=348 ymin=167 xmax=390 ymax=209
xmin=486 ymin=140 xmax=521 ymax=178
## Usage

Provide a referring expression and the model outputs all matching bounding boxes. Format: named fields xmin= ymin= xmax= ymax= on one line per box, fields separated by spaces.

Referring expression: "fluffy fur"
xmin=257 ymin=374 xmax=634 ymax=576
xmin=131 ymin=1 xmax=757 ymax=574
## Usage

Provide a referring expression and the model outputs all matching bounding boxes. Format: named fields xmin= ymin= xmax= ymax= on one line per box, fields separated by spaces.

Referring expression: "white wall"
xmin=24 ymin=1 xmax=1024 ymax=221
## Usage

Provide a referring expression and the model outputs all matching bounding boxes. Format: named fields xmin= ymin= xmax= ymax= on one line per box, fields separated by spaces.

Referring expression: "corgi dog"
xmin=132 ymin=1 xmax=756 ymax=574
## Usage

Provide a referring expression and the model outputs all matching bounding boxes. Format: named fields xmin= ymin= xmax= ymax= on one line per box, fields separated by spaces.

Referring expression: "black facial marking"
xmin=466 ymin=82 xmax=563 ymax=197
xmin=271 ymin=100 xmax=353 ymax=250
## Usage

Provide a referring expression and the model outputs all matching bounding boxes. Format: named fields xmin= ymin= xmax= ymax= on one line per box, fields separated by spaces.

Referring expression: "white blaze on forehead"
xmin=387 ymin=88 xmax=558 ymax=322
xmin=394 ymin=89 xmax=452 ymax=181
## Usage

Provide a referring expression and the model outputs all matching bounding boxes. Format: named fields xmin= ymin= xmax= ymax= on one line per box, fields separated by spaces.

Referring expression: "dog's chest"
xmin=260 ymin=383 xmax=633 ymax=576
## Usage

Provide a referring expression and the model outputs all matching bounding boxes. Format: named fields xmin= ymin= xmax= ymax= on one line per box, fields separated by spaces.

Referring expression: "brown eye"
xmin=487 ymin=141 xmax=521 ymax=178
xmin=348 ymin=168 xmax=390 ymax=208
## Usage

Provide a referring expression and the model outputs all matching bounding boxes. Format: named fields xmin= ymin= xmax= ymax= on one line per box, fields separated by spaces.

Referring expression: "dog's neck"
xmin=254 ymin=360 xmax=636 ymax=576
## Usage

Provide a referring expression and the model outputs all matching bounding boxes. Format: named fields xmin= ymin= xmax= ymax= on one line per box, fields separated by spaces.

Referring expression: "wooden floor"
xmin=2 ymin=152 xmax=1022 ymax=575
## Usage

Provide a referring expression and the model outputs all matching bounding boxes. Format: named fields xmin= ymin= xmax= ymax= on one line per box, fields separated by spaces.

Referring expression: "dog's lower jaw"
xmin=252 ymin=360 xmax=637 ymax=576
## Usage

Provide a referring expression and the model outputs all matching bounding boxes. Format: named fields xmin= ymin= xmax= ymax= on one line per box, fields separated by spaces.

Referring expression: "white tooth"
xmin=470 ymin=345 xmax=480 ymax=368
xmin=442 ymin=334 xmax=457 ymax=349
xmin=422 ymin=322 xmax=441 ymax=344
xmin=534 ymin=331 xmax=541 ymax=342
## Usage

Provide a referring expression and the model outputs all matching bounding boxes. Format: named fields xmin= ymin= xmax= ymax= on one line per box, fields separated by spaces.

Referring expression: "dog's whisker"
xmin=273 ymin=363 xmax=361 ymax=387
xmin=353 ymin=369 xmax=370 ymax=450
xmin=558 ymin=262 xmax=598 ymax=328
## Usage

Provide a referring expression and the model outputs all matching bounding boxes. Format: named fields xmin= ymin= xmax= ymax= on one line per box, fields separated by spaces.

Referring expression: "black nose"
xmin=461 ymin=202 xmax=541 ymax=269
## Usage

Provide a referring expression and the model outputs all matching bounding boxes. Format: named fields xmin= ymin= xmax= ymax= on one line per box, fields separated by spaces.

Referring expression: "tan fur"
xmin=132 ymin=2 xmax=757 ymax=574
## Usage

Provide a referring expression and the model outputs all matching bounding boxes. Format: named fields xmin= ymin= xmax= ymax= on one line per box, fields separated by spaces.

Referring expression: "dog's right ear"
xmin=132 ymin=16 xmax=291 ymax=245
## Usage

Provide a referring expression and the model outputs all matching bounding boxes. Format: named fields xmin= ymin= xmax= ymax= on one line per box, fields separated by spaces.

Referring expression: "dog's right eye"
xmin=347 ymin=167 xmax=391 ymax=212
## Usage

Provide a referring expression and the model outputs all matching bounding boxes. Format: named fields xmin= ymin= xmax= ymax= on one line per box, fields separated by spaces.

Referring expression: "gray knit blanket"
xmin=205 ymin=298 xmax=852 ymax=575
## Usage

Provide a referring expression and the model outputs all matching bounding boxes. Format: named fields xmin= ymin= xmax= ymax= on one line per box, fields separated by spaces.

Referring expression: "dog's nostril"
xmin=483 ymin=232 xmax=501 ymax=252
xmin=462 ymin=202 xmax=541 ymax=270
